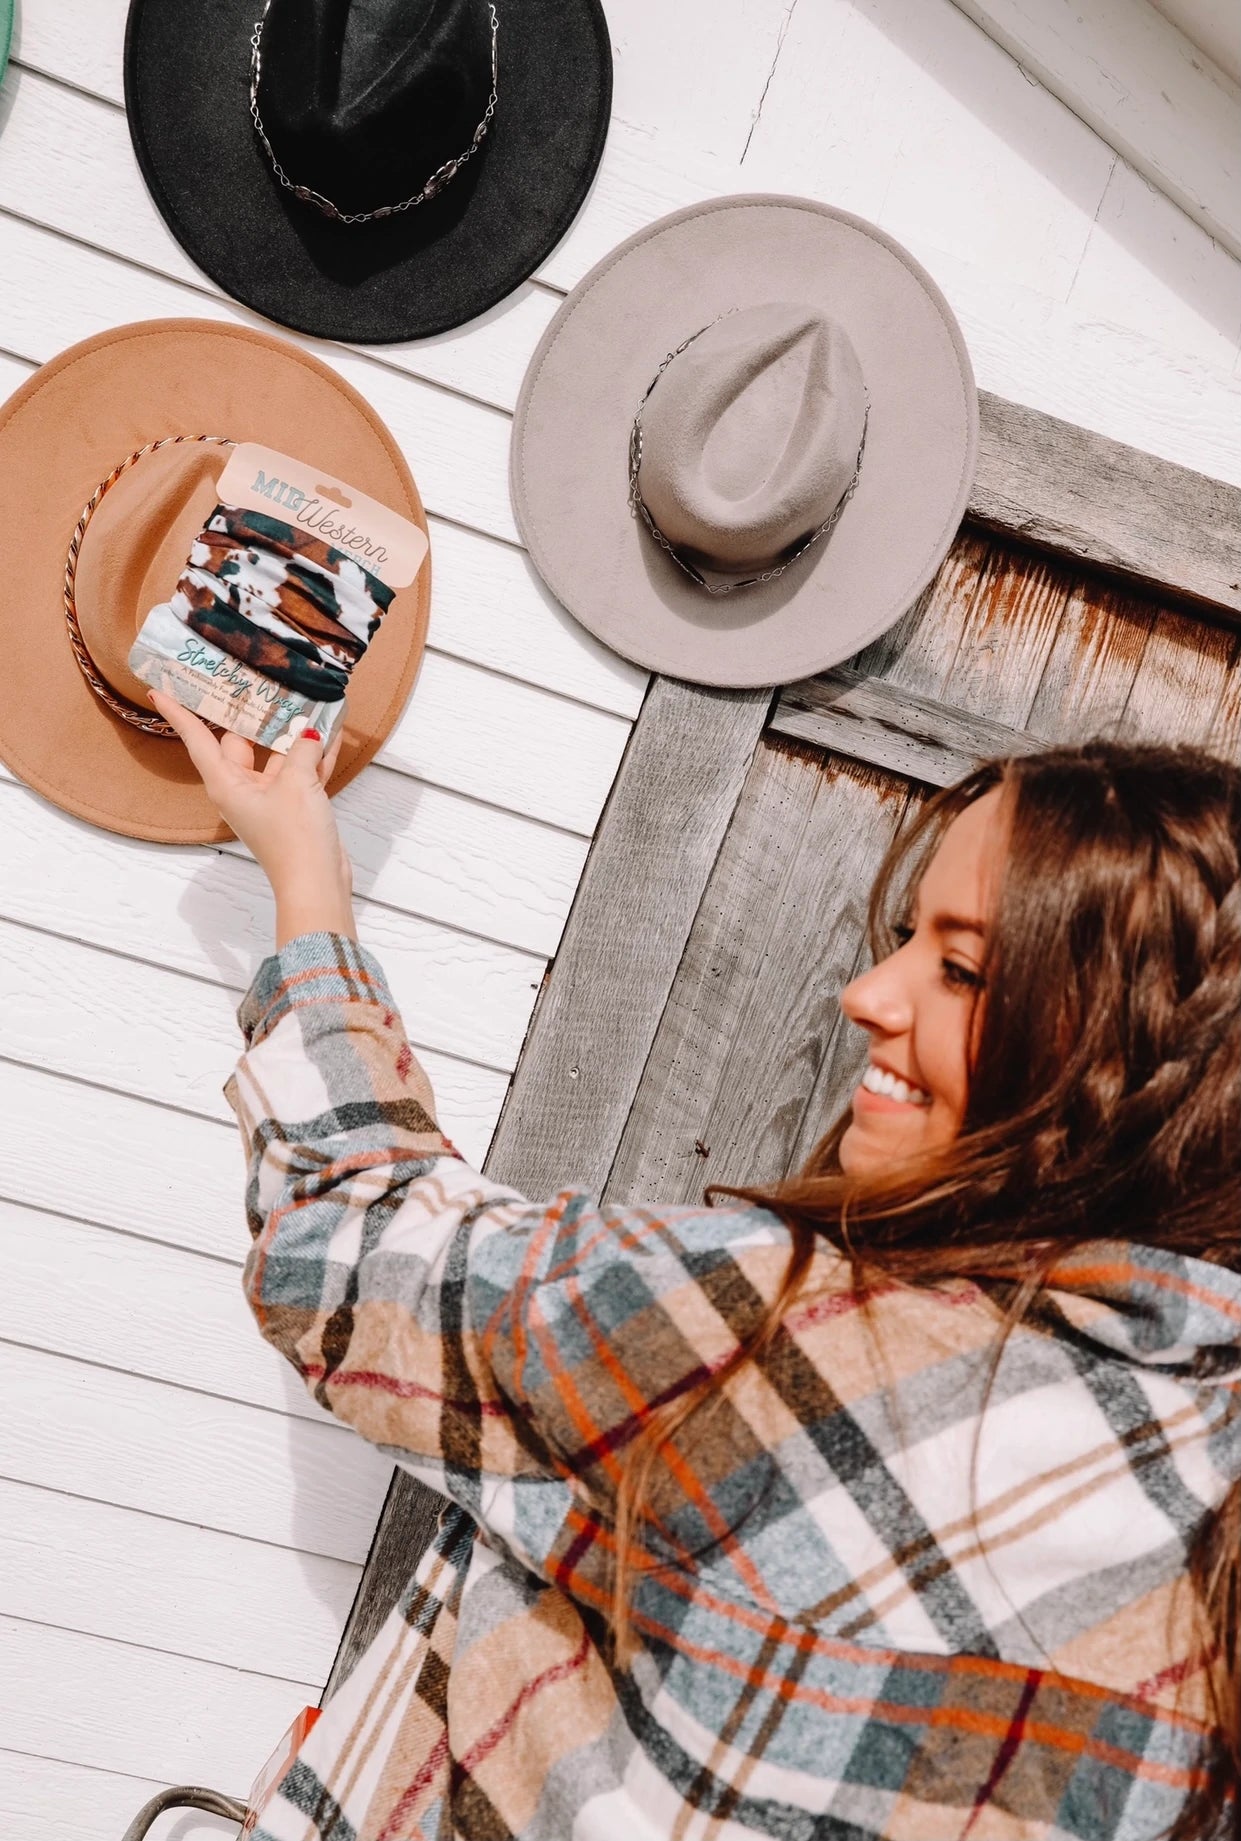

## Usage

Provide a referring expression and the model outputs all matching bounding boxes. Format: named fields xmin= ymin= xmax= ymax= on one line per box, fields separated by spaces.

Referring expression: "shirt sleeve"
xmin=226 ymin=933 xmax=788 ymax=1598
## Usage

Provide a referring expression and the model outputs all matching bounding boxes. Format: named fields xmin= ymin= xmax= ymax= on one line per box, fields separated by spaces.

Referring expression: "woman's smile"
xmin=855 ymin=1062 xmax=933 ymax=1109
xmin=838 ymin=788 xmax=1007 ymax=1177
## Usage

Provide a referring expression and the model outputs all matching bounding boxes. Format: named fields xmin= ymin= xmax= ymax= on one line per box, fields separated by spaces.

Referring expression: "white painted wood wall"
xmin=0 ymin=1 xmax=1238 ymax=1834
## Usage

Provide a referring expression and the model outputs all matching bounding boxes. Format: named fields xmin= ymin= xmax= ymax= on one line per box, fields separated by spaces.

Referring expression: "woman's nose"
xmin=841 ymin=954 xmax=914 ymax=1036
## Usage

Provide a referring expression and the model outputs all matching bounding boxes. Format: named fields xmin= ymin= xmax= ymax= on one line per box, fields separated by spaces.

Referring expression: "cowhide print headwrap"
xmin=169 ymin=504 xmax=395 ymax=702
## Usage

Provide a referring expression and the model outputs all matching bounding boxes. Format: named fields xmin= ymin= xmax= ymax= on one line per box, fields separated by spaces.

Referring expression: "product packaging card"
xmin=128 ymin=443 xmax=428 ymax=752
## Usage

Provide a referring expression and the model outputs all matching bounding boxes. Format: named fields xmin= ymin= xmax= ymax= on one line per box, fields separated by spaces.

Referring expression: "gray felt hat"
xmin=511 ymin=195 xmax=979 ymax=689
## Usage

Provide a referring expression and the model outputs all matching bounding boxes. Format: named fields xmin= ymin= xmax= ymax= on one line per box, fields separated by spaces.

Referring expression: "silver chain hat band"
xmin=249 ymin=1 xmax=499 ymax=226
xmin=628 ymin=318 xmax=869 ymax=596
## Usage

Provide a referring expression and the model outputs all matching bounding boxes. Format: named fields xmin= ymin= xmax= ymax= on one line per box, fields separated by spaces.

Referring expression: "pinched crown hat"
xmin=0 ymin=320 xmax=430 ymax=843
xmin=124 ymin=0 xmax=612 ymax=343
xmin=512 ymin=195 xmax=979 ymax=688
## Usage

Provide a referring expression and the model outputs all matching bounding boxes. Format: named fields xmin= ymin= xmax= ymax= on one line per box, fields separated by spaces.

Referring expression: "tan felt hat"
xmin=0 ymin=319 xmax=430 ymax=843
xmin=511 ymin=195 xmax=979 ymax=689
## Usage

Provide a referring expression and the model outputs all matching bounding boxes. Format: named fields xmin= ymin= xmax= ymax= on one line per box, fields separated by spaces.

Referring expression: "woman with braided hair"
xmin=153 ymin=687 xmax=1241 ymax=1841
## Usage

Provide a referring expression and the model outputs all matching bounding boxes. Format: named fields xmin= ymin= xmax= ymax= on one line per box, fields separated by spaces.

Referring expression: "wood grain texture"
xmin=771 ymin=668 xmax=1043 ymax=787
xmin=0 ymin=921 xmax=508 ymax=1166
xmin=0 ymin=1750 xmax=243 ymax=1841
xmin=1023 ymin=579 xmax=1160 ymax=742
xmin=783 ymin=791 xmax=932 ymax=1171
xmin=0 ymin=1479 xmax=358 ymax=1684
xmin=2 ymin=1200 xmax=330 ymax=1425
xmin=972 ymin=393 xmax=1241 ymax=618
xmin=484 ymin=678 xmax=774 ymax=1199
xmin=0 ymin=1615 xmax=308 ymax=1794
xmin=608 ymin=748 xmax=914 ymax=1203
xmin=0 ymin=780 xmax=543 ymax=1074
xmin=1117 ymin=607 xmax=1241 ymax=747
xmin=0 ymin=1343 xmax=391 ymax=1563
xmin=946 ymin=0 xmax=1241 ymax=256
xmin=605 ymin=736 xmax=827 ymax=1203
xmin=851 ymin=530 xmax=1081 ymax=720
xmin=0 ymin=1061 xmax=239 ymax=1260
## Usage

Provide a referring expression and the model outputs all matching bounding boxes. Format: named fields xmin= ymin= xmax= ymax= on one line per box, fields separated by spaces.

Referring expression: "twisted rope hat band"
xmin=64 ymin=433 xmax=235 ymax=736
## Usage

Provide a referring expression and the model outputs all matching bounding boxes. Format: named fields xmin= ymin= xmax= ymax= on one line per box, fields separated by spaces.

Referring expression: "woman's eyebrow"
xmin=932 ymin=913 xmax=986 ymax=938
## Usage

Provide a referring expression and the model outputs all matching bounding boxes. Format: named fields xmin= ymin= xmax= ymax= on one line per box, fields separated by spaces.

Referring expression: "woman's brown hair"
xmin=611 ymin=739 xmax=1241 ymax=1839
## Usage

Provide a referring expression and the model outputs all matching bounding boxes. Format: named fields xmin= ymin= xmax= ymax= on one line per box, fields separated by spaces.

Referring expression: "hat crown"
xmin=636 ymin=302 xmax=867 ymax=574
xmin=257 ymin=0 xmax=492 ymax=216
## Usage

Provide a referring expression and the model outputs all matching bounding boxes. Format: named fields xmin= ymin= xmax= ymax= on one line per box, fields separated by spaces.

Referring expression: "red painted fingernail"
xmin=303 ymin=728 xmax=322 ymax=743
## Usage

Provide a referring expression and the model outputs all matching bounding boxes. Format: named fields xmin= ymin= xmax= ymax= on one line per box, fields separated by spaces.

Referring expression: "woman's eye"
xmin=942 ymin=958 xmax=983 ymax=991
xmin=891 ymin=923 xmax=914 ymax=946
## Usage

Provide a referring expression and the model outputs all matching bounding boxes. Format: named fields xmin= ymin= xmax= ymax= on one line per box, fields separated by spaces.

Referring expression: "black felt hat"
xmin=124 ymin=0 xmax=613 ymax=344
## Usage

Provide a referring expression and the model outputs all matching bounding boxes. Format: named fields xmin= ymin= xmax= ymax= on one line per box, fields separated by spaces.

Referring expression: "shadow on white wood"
xmin=0 ymin=1342 xmax=392 ymax=1563
xmin=0 ymin=1750 xmax=244 ymax=1841
xmin=0 ymin=1478 xmax=358 ymax=1683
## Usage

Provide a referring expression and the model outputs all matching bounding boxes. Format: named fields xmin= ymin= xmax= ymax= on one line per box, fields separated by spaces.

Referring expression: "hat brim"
xmin=0 ymin=320 xmax=430 ymax=843
xmin=511 ymin=196 xmax=979 ymax=690
xmin=124 ymin=0 xmax=612 ymax=345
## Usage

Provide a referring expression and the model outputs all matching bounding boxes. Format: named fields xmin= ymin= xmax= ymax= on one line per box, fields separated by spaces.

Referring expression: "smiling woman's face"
xmin=838 ymin=787 xmax=1008 ymax=1179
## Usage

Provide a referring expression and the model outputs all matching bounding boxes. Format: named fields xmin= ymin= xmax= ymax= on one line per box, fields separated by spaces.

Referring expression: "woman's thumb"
xmin=285 ymin=725 xmax=325 ymax=777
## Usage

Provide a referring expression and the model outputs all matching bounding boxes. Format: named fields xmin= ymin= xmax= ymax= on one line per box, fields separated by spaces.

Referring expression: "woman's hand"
xmin=151 ymin=690 xmax=357 ymax=948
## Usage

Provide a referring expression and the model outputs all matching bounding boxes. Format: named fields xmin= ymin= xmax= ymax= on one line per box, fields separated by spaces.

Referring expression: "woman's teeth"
xmin=861 ymin=1065 xmax=932 ymax=1107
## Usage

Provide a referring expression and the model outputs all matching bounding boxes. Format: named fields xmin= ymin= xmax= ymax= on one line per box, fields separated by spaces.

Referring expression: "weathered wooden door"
xmin=606 ymin=528 xmax=1241 ymax=1206
xmin=327 ymin=393 xmax=1241 ymax=1693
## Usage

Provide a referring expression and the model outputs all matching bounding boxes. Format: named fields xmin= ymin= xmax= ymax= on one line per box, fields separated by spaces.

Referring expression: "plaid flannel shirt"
xmin=227 ymin=934 xmax=1241 ymax=1841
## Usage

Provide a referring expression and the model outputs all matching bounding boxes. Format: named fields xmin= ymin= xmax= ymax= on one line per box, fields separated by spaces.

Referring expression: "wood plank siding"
xmin=2 ymin=0 xmax=1239 ymax=1830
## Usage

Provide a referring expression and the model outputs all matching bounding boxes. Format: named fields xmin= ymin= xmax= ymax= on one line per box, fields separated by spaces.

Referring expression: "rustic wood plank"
xmin=324 ymin=675 xmax=772 ymax=1697
xmin=1206 ymin=649 xmax=1241 ymax=764
xmin=1116 ymin=608 xmax=1240 ymax=744
xmin=785 ymin=791 xmax=931 ymax=1172
xmin=689 ymin=760 xmax=918 ymax=1196
xmin=848 ymin=533 xmax=999 ymax=697
xmin=849 ymin=532 xmax=1081 ymax=735
xmin=483 ymin=677 xmax=774 ymax=1198
xmin=770 ymin=667 xmax=1043 ymax=787
xmin=933 ymin=542 xmax=1074 ymax=728
xmin=610 ymin=749 xmax=915 ymax=1206
xmin=1023 ymin=579 xmax=1158 ymax=742
xmin=605 ymin=736 xmax=831 ymax=1204
xmin=971 ymin=392 xmax=1241 ymax=618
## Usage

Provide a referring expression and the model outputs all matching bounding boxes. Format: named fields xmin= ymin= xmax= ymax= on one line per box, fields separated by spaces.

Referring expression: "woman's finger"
xmin=319 ymin=729 xmax=345 ymax=786
xmin=150 ymin=690 xmax=225 ymax=786
xmin=284 ymin=727 xmax=327 ymax=783
xmin=219 ymin=731 xmax=256 ymax=773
